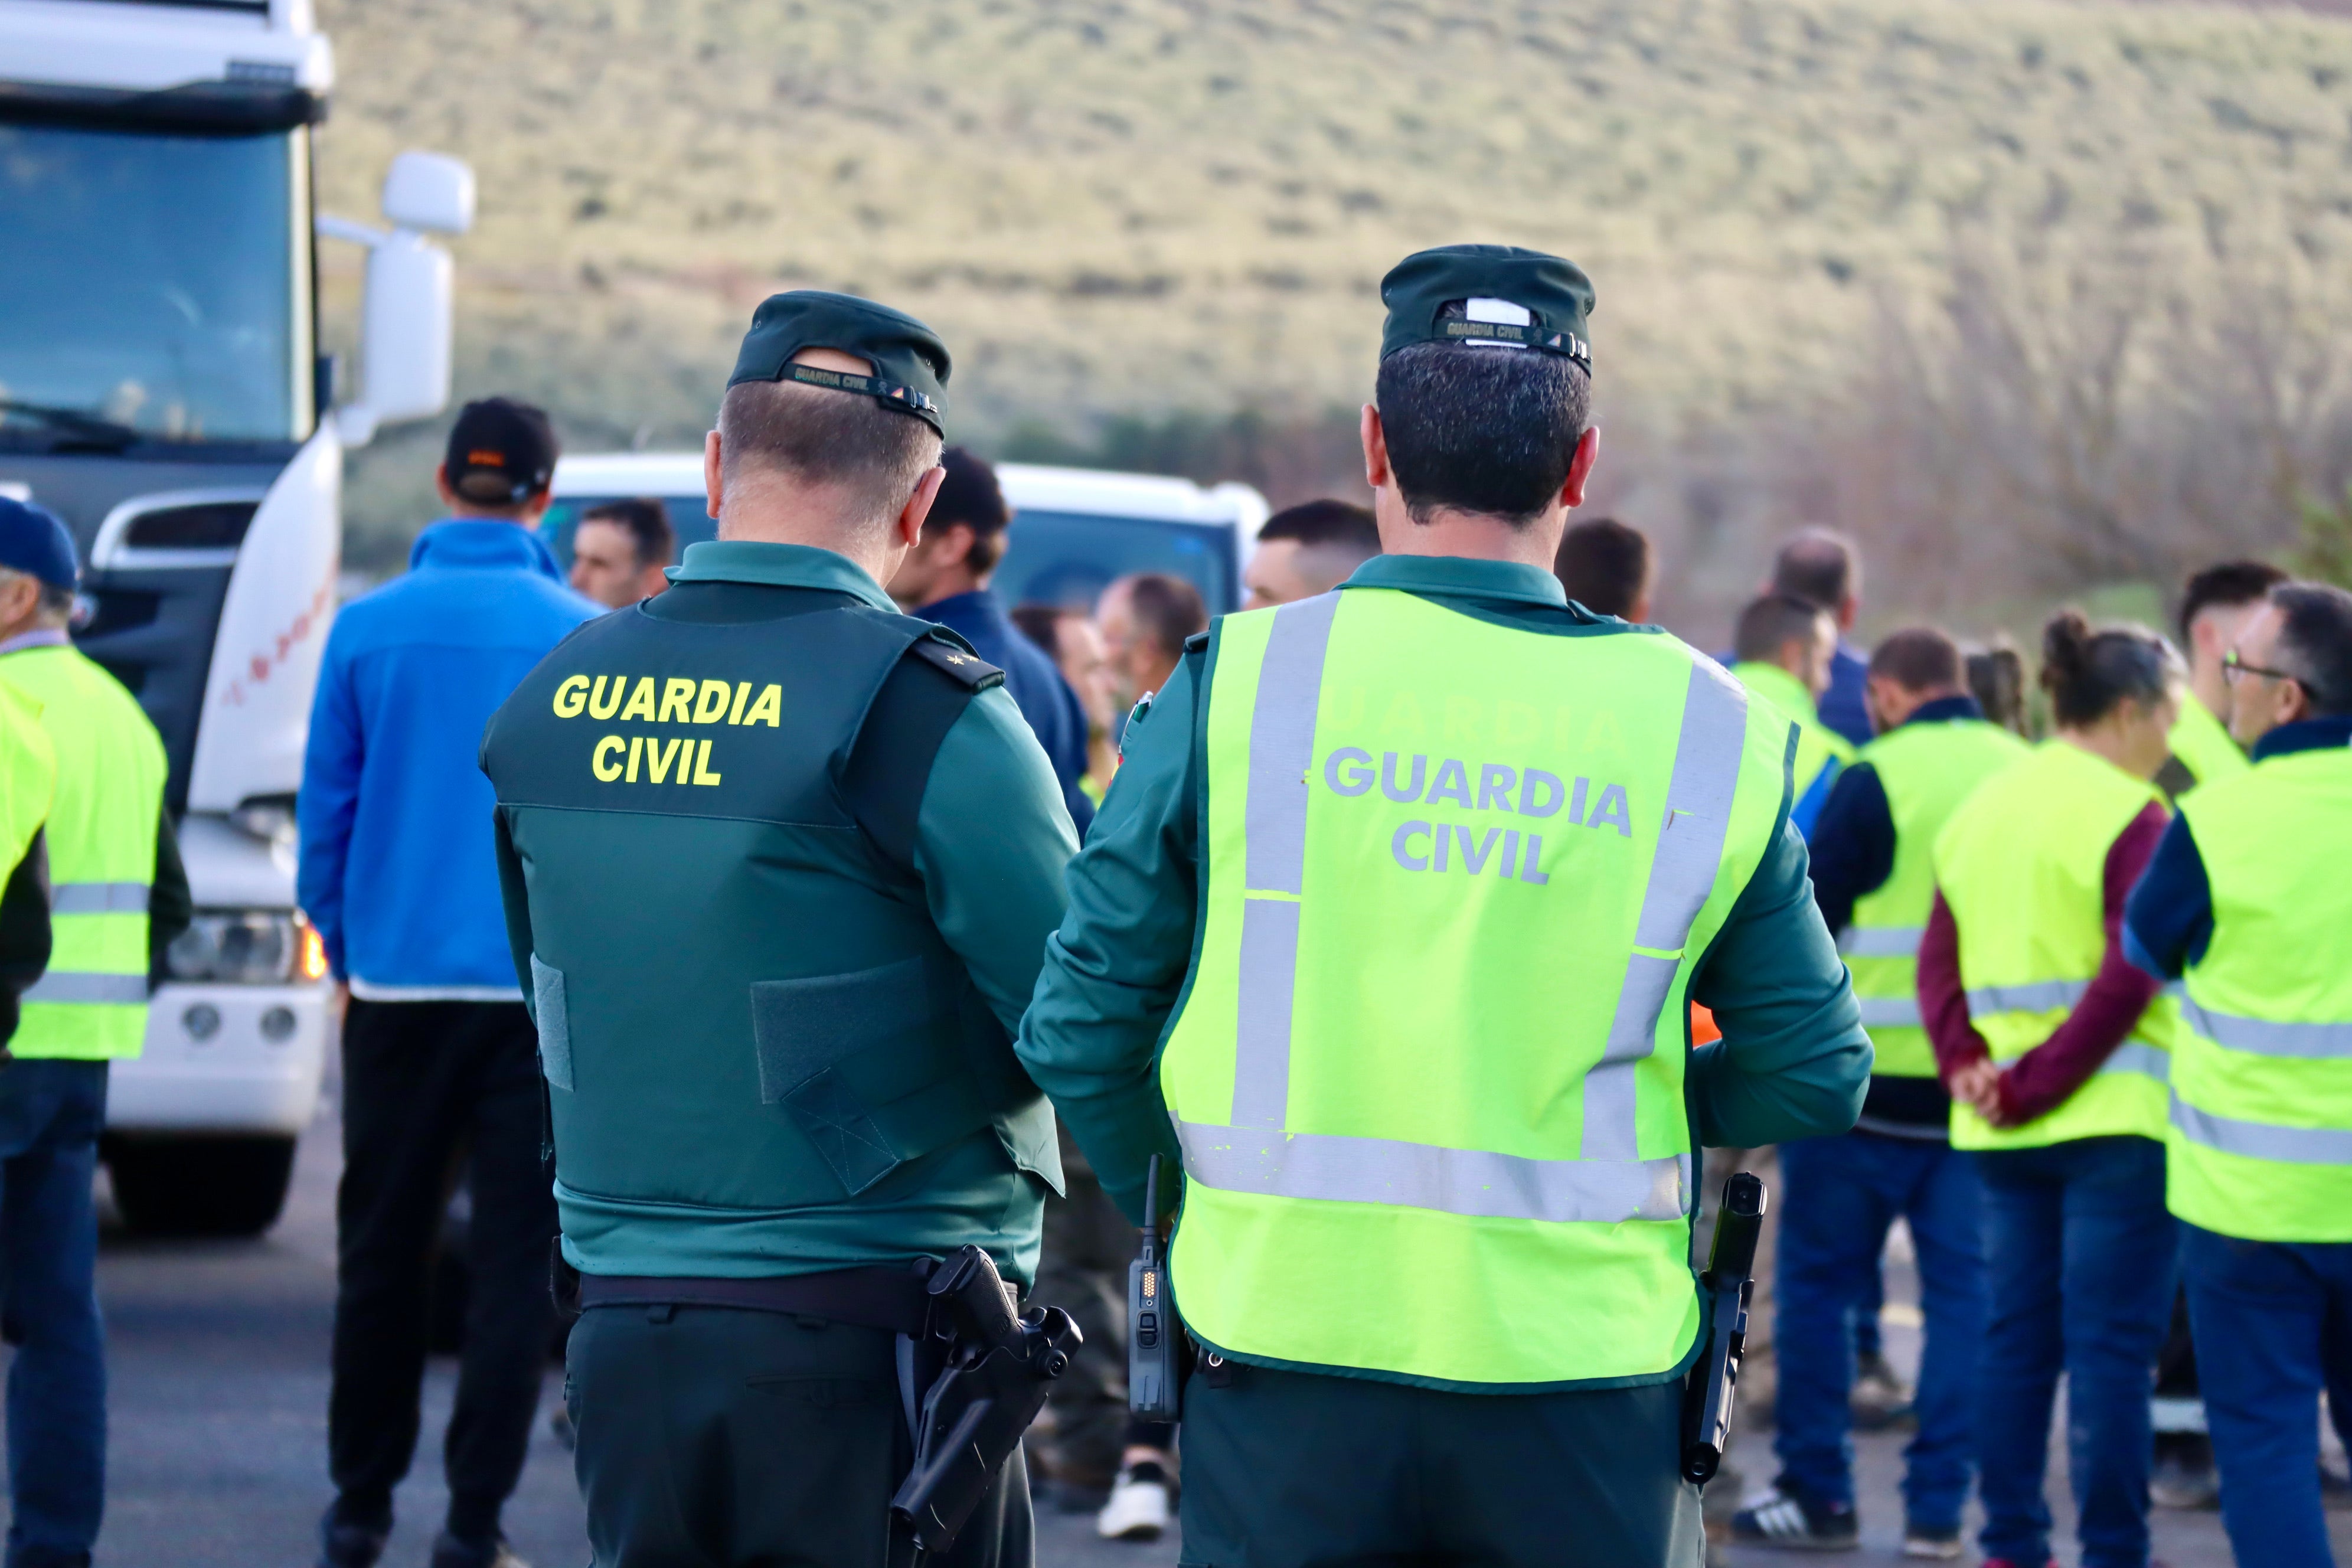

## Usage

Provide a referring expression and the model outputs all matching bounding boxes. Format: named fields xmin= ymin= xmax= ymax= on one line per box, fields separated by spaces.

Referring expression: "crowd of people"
xmin=0 ymin=243 xmax=2346 ymax=1568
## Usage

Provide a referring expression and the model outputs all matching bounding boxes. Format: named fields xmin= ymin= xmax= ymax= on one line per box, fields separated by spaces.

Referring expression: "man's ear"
xmin=1560 ymin=426 xmax=1601 ymax=510
xmin=703 ymin=431 xmax=725 ymax=522
xmin=2286 ymin=677 xmax=2314 ymax=726
xmin=896 ymin=465 xmax=949 ymax=551
xmin=1361 ymin=404 xmax=1392 ymax=492
xmin=435 ymin=463 xmax=458 ymax=511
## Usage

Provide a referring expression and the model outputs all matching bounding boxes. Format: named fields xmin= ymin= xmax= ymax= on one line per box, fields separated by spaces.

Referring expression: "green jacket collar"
xmin=667 ymin=540 xmax=899 ymax=612
xmin=1730 ymin=661 xmax=1821 ymax=724
xmin=1340 ymin=553 xmax=1567 ymax=608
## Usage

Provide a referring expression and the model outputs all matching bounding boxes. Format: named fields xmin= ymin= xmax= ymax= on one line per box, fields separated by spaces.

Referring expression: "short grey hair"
xmin=716 ymin=378 xmax=942 ymax=535
xmin=0 ymin=567 xmax=73 ymax=629
xmin=2270 ymin=580 xmax=2352 ymax=717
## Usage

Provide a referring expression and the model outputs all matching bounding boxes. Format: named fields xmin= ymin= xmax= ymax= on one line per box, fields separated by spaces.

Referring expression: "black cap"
xmin=444 ymin=398 xmax=558 ymax=506
xmin=727 ymin=290 xmax=950 ymax=432
xmin=1378 ymin=244 xmax=1594 ymax=372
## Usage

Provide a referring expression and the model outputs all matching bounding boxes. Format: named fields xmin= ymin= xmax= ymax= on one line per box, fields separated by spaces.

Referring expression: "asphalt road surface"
xmin=5 ymin=1099 xmax=2342 ymax=1566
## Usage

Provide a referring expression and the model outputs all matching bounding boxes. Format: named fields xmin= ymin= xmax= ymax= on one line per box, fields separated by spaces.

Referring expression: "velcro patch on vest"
xmin=909 ymin=635 xmax=1004 ymax=691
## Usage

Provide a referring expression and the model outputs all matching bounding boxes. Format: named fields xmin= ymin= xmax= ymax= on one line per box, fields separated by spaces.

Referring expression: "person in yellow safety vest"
xmin=0 ymin=675 xmax=58 ymax=1045
xmin=1013 ymin=244 xmax=1872 ymax=1568
xmin=1920 ymin=609 xmax=2187 ymax=1568
xmin=2124 ymin=580 xmax=2352 ymax=1568
xmin=1732 ymin=628 xmax=2025 ymax=1556
xmin=2162 ymin=559 xmax=2286 ymax=799
xmin=0 ymin=496 xmax=190 ymax=1567
xmin=1729 ymin=591 xmax=1854 ymax=841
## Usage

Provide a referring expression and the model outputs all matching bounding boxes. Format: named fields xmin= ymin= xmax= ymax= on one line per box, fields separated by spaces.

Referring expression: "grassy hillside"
xmin=313 ymin=0 xmax=2352 ymax=618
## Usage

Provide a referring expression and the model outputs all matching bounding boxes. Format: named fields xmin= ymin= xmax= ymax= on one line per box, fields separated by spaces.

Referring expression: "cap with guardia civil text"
xmin=0 ymin=497 xmax=79 ymax=591
xmin=443 ymin=397 xmax=559 ymax=507
xmin=727 ymin=290 xmax=951 ymax=433
xmin=1378 ymin=244 xmax=1594 ymax=373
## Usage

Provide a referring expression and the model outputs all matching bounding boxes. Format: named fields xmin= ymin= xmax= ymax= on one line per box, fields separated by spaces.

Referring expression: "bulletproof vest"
xmin=482 ymin=588 xmax=1054 ymax=1221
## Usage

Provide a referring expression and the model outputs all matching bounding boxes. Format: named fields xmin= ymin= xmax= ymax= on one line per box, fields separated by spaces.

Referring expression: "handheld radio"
xmin=1126 ymin=1154 xmax=1185 ymax=1421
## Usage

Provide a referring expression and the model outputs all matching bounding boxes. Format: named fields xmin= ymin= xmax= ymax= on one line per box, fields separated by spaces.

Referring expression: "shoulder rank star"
xmin=943 ymin=651 xmax=974 ymax=666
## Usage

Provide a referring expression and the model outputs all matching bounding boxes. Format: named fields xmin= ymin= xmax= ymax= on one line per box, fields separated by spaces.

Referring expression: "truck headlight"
xmin=165 ymin=910 xmax=324 ymax=985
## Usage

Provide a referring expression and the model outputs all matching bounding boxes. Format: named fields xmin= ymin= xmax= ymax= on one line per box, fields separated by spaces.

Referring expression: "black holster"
xmin=890 ymin=1244 xmax=1081 ymax=1556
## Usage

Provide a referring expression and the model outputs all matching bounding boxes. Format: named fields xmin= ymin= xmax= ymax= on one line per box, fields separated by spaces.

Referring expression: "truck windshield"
xmin=0 ymin=121 xmax=301 ymax=447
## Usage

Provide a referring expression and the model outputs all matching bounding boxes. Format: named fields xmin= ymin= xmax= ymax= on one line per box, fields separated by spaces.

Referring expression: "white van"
xmin=545 ymin=455 xmax=1269 ymax=615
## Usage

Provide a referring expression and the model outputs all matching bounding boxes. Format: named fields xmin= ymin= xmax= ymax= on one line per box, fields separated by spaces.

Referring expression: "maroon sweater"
xmin=1920 ymin=802 xmax=2170 ymax=1127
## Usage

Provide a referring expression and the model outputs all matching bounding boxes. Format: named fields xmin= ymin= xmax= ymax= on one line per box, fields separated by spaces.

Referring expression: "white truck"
xmin=0 ymin=0 xmax=472 ymax=1233
xmin=547 ymin=455 xmax=1270 ymax=617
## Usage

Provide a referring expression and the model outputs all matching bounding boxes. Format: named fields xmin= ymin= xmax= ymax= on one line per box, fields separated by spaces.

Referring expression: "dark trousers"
xmin=1974 ymin=1135 xmax=2176 ymax=1568
xmin=567 ymin=1304 xmax=1034 ymax=1568
xmin=329 ymin=999 xmax=556 ymax=1542
xmin=1773 ymin=1131 xmax=1984 ymax=1530
xmin=1179 ymin=1360 xmax=1703 ymax=1568
xmin=2181 ymin=1223 xmax=2352 ymax=1568
xmin=0 ymin=1060 xmax=109 ymax=1568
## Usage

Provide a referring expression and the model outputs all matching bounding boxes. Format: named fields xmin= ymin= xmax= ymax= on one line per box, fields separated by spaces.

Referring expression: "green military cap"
xmin=1378 ymin=244 xmax=1594 ymax=373
xmin=727 ymin=289 xmax=951 ymax=431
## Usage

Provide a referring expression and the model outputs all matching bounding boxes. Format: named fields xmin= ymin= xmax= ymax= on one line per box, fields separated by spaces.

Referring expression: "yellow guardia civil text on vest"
xmin=0 ymin=683 xmax=57 ymax=883
xmin=1932 ymin=739 xmax=2180 ymax=1150
xmin=1159 ymin=589 xmax=1794 ymax=1389
xmin=1842 ymin=719 xmax=2028 ymax=1078
xmin=2167 ymin=746 xmax=2352 ymax=1242
xmin=1 ymin=645 xmax=168 ymax=1059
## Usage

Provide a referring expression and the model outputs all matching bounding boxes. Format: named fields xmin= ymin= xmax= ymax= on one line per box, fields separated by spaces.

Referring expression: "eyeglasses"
xmin=2222 ymin=648 xmax=2299 ymax=686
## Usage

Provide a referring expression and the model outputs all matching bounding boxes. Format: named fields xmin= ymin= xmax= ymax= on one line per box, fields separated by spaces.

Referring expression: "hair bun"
xmin=2040 ymin=608 xmax=2092 ymax=690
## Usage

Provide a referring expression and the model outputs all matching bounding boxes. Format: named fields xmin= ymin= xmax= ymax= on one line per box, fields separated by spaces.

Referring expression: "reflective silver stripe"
xmin=1583 ymin=661 xmax=1748 ymax=1162
xmin=1965 ymin=980 xmax=2088 ymax=1015
xmin=2183 ymin=1001 xmax=2352 ymax=1061
xmin=1243 ymin=593 xmax=1341 ymax=897
xmin=1231 ymin=900 xmax=1299 ymax=1130
xmin=21 ymin=971 xmax=146 ymax=1005
xmin=2101 ymin=1041 xmax=2171 ymax=1084
xmin=50 ymin=881 xmax=150 ymax=916
xmin=1177 ymin=1119 xmax=1687 ymax=1224
xmin=2168 ymin=1094 xmax=2352 ymax=1166
xmin=1855 ymin=996 xmax=1923 ymax=1028
xmin=1839 ymin=926 xmax=1923 ymax=960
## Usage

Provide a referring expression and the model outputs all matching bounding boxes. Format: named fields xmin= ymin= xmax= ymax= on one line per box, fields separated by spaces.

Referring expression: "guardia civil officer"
xmin=1014 ymin=246 xmax=1871 ymax=1567
xmin=479 ymin=295 xmax=1078 ymax=1568
xmin=2125 ymin=580 xmax=2352 ymax=1568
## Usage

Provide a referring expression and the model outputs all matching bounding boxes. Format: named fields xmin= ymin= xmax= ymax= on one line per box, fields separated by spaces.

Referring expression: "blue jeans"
xmin=2180 ymin=1223 xmax=2352 ymax=1568
xmin=0 ymin=1060 xmax=108 ymax=1568
xmin=1773 ymin=1131 xmax=1984 ymax=1530
xmin=1975 ymin=1135 xmax=2175 ymax=1568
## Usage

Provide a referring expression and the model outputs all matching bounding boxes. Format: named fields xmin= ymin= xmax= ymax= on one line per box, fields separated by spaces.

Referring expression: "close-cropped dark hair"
xmin=1553 ymin=516 xmax=1650 ymax=619
xmin=2040 ymin=609 xmax=2183 ymax=729
xmin=2178 ymin=558 xmax=2288 ymax=644
xmin=1374 ymin=305 xmax=1591 ymax=529
xmin=1772 ymin=529 xmax=1858 ymax=613
xmin=1009 ymin=603 xmax=1064 ymax=659
xmin=1123 ymin=572 xmax=1208 ymax=665
xmin=1868 ymin=627 xmax=1963 ymax=694
xmin=925 ymin=446 xmax=1014 ymax=574
xmin=580 ymin=496 xmax=675 ymax=571
xmin=717 ymin=377 xmax=941 ymax=528
xmin=1259 ymin=499 xmax=1380 ymax=557
xmin=2269 ymin=580 xmax=2352 ymax=717
xmin=1966 ymin=640 xmax=2029 ymax=734
xmin=1733 ymin=592 xmax=1830 ymax=665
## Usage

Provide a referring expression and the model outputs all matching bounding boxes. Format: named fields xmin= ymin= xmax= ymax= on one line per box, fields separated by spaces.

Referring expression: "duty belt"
xmin=574 ymin=1264 xmax=936 ymax=1337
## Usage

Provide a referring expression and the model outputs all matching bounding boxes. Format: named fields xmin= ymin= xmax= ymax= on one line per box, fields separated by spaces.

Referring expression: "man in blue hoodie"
xmin=298 ymin=399 xmax=601 ymax=1568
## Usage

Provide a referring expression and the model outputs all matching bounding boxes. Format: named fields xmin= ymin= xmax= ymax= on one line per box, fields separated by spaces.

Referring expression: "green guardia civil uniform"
xmin=1933 ymin=740 xmax=2181 ymax=1149
xmin=2 ymin=642 xmax=168 ymax=1060
xmin=1731 ymin=661 xmax=1853 ymax=824
xmin=1840 ymin=716 xmax=2027 ymax=1079
xmin=1159 ymin=587 xmax=1799 ymax=1389
xmin=2165 ymin=740 xmax=2352 ymax=1242
xmin=2166 ymin=694 xmax=2248 ymax=793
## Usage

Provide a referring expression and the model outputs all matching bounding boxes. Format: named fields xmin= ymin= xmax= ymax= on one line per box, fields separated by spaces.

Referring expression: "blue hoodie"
xmin=298 ymin=520 xmax=601 ymax=996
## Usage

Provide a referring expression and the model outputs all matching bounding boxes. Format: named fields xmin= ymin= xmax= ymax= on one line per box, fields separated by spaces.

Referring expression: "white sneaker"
xmin=1096 ymin=1462 xmax=1174 ymax=1542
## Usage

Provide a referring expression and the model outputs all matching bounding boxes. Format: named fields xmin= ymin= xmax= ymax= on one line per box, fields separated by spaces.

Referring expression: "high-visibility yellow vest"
xmin=0 ymin=682 xmax=56 ymax=884
xmin=1161 ymin=589 xmax=1794 ymax=1388
xmin=1 ymin=644 xmax=168 ymax=1060
xmin=1932 ymin=739 xmax=2179 ymax=1149
xmin=2166 ymin=744 xmax=2352 ymax=1242
xmin=2166 ymin=696 xmax=2246 ymax=793
xmin=1841 ymin=717 xmax=2027 ymax=1078
xmin=1732 ymin=661 xmax=1853 ymax=824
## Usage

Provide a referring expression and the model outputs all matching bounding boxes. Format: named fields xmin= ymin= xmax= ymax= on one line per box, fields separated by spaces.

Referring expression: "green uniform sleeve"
xmin=492 ymin=806 xmax=538 ymax=1018
xmin=1014 ymin=650 xmax=1203 ymax=1225
xmin=1685 ymin=819 xmax=1872 ymax=1147
xmin=912 ymin=685 xmax=1079 ymax=1040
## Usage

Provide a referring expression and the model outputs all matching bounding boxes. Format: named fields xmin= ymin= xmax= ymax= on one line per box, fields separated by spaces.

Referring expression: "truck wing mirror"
xmin=315 ymin=151 xmax=472 ymax=447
